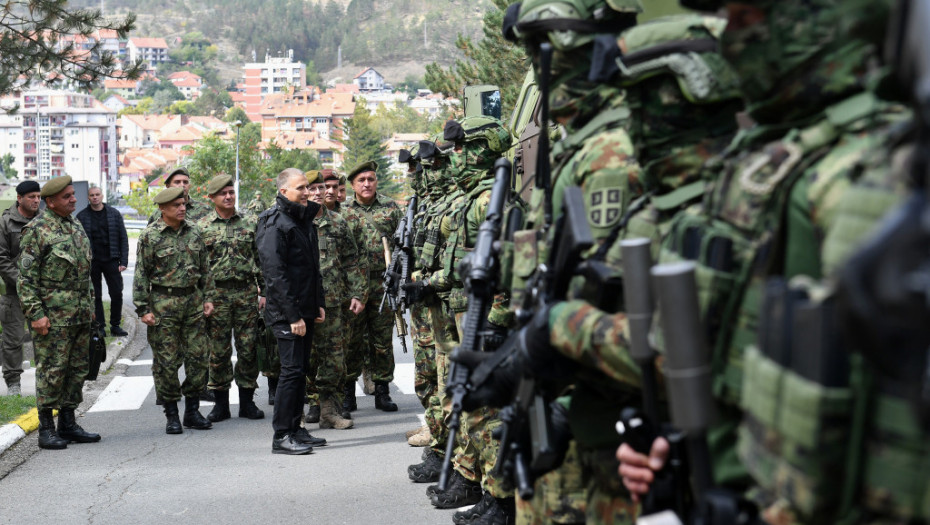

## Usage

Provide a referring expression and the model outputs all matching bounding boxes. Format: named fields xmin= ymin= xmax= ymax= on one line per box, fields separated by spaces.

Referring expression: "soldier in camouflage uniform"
xmin=304 ymin=170 xmax=365 ymax=430
xmin=18 ymin=176 xmax=100 ymax=450
xmin=135 ymin=186 xmax=216 ymax=435
xmin=345 ymin=160 xmax=404 ymax=413
xmin=147 ymin=168 xmax=212 ymax=225
xmin=407 ymin=139 xmax=460 ymax=485
xmin=245 ymin=190 xmax=267 ymax=217
xmin=197 ymin=174 xmax=265 ymax=423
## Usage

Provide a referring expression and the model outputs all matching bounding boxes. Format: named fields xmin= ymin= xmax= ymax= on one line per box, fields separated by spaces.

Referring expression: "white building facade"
xmin=0 ymin=91 xmax=119 ymax=195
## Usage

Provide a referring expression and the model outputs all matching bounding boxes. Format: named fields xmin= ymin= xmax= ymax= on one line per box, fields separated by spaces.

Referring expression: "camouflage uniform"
xmin=134 ymin=218 xmax=215 ymax=402
xmin=148 ymin=198 xmax=212 ymax=224
xmin=245 ymin=191 xmax=267 ymax=216
xmin=0 ymin=203 xmax=32 ymax=391
xmin=345 ymin=193 xmax=402 ymax=384
xmin=306 ymin=207 xmax=367 ymax=406
xmin=197 ymin=209 xmax=263 ymax=391
xmin=17 ymin=208 xmax=94 ymax=411
xmin=334 ymin=201 xmax=373 ymax=387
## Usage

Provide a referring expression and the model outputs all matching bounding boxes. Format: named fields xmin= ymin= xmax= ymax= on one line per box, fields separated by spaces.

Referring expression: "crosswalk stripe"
xmin=88 ymin=376 xmax=155 ymax=413
xmin=88 ymin=361 xmax=417 ymax=412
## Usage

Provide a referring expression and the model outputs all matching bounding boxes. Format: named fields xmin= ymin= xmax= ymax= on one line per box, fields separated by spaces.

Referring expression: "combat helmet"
xmin=443 ymin=117 xmax=513 ymax=188
xmin=504 ymin=0 xmax=643 ymax=50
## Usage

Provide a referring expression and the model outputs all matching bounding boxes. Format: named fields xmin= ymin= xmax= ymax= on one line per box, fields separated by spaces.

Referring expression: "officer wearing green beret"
xmin=135 ymin=186 xmax=216 ymax=434
xmin=345 ymin=161 xmax=404 ymax=413
xmin=196 ymin=174 xmax=265 ymax=423
xmin=18 ymin=175 xmax=100 ymax=449
xmin=147 ymin=168 xmax=212 ymax=225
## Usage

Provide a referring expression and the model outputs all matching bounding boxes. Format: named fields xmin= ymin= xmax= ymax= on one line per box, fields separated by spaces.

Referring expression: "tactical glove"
xmin=481 ymin=322 xmax=511 ymax=352
xmin=403 ymin=279 xmax=434 ymax=304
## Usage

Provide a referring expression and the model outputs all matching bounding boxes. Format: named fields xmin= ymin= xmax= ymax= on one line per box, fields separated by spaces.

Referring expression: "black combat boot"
xmin=408 ymin=448 xmax=443 ymax=483
xmin=183 ymin=397 xmax=213 ymax=430
xmin=373 ymin=381 xmax=398 ymax=412
xmin=429 ymin=470 xmax=482 ymax=509
xmin=238 ymin=387 xmax=265 ymax=419
xmin=472 ymin=496 xmax=516 ymax=525
xmin=453 ymin=491 xmax=495 ymax=525
xmin=305 ymin=404 xmax=320 ymax=424
xmin=207 ymin=389 xmax=231 ymax=422
xmin=37 ymin=409 xmax=68 ymax=450
xmin=164 ymin=401 xmax=183 ymax=435
xmin=198 ymin=386 xmax=215 ymax=403
xmin=343 ymin=382 xmax=357 ymax=412
xmin=57 ymin=408 xmax=101 ymax=443
xmin=267 ymin=376 xmax=278 ymax=405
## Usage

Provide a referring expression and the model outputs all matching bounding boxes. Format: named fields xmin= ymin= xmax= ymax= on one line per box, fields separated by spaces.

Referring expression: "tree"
xmin=224 ymin=106 xmax=248 ymax=124
xmin=182 ymin=131 xmax=271 ymax=203
xmin=305 ymin=60 xmax=322 ymax=89
xmin=336 ymin=103 xmax=389 ymax=180
xmin=0 ymin=153 xmax=16 ymax=180
xmin=424 ymin=0 xmax=528 ymax=120
xmin=191 ymin=88 xmax=232 ymax=117
xmin=0 ymin=1 xmax=145 ymax=96
xmin=124 ymin=188 xmax=156 ymax=218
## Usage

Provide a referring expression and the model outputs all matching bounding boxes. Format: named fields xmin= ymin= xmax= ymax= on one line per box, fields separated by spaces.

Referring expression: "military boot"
xmin=305 ymin=404 xmax=320 ymax=424
xmin=238 ymin=387 xmax=265 ymax=419
xmin=37 ymin=408 xmax=68 ymax=450
xmin=164 ymin=401 xmax=183 ymax=435
xmin=267 ymin=376 xmax=278 ymax=405
xmin=408 ymin=448 xmax=443 ymax=483
xmin=320 ymin=397 xmax=353 ymax=429
xmin=408 ymin=425 xmax=431 ymax=447
xmin=429 ymin=470 xmax=482 ymax=509
xmin=57 ymin=408 xmax=101 ymax=443
xmin=207 ymin=389 xmax=231 ymax=422
xmin=453 ymin=491 xmax=494 ymax=525
xmin=373 ymin=381 xmax=398 ymax=412
xmin=472 ymin=496 xmax=516 ymax=525
xmin=198 ymin=386 xmax=215 ymax=403
xmin=182 ymin=397 xmax=213 ymax=430
xmin=406 ymin=424 xmax=427 ymax=439
xmin=343 ymin=382 xmax=357 ymax=412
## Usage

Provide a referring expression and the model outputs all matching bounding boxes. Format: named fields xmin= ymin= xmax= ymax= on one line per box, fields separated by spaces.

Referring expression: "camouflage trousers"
xmin=516 ymin=441 xmax=587 ymax=525
xmin=0 ymin=295 xmax=26 ymax=385
xmin=581 ymin=448 xmax=637 ymax=525
xmin=34 ymin=323 xmax=90 ymax=410
xmin=206 ymin=287 xmax=260 ymax=391
xmin=148 ymin=293 xmax=209 ymax=402
xmin=429 ymin=297 xmax=464 ymax=459
xmin=306 ymin=304 xmax=347 ymax=406
xmin=411 ymin=302 xmax=436 ymax=410
xmin=345 ymin=293 xmax=395 ymax=383
xmin=428 ymin=349 xmax=450 ymax=455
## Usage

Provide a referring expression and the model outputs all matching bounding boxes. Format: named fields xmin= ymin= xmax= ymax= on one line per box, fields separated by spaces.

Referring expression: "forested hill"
xmin=76 ymin=0 xmax=490 ymax=82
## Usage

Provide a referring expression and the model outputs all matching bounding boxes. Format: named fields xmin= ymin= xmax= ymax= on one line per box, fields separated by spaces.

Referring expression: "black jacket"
xmin=77 ymin=204 xmax=129 ymax=267
xmin=256 ymin=194 xmax=324 ymax=326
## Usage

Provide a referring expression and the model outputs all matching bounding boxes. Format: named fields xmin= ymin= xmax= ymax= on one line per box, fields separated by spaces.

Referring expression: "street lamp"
xmin=233 ymin=120 xmax=243 ymax=210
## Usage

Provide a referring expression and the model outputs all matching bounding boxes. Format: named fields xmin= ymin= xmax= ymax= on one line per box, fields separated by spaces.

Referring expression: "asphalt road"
xmin=0 ymin=235 xmax=458 ymax=525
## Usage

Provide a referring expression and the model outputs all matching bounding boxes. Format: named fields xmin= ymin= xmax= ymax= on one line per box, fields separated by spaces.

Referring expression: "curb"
xmin=0 ymin=307 xmax=138 ymax=457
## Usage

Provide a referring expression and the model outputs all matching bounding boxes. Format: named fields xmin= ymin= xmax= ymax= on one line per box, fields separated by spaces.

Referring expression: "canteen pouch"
xmin=510 ymin=229 xmax=539 ymax=309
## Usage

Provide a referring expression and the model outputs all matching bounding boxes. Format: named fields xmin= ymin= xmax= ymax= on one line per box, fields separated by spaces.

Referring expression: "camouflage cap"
xmin=40 ymin=175 xmax=72 ymax=198
xmin=164 ymin=167 xmax=190 ymax=185
xmin=206 ymin=173 xmax=234 ymax=195
xmin=305 ymin=170 xmax=324 ymax=185
xmin=153 ymin=186 xmax=185 ymax=204
xmin=348 ymin=161 xmax=378 ymax=182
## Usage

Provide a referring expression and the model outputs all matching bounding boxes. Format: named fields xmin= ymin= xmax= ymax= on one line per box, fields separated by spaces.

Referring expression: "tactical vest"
xmin=738 ymin=116 xmax=930 ymax=524
xmin=441 ymin=179 xmax=495 ymax=313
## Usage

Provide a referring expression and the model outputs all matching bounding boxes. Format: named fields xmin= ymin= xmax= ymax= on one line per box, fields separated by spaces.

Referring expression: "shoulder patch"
xmin=21 ymin=255 xmax=34 ymax=270
xmin=587 ymin=186 xmax=623 ymax=228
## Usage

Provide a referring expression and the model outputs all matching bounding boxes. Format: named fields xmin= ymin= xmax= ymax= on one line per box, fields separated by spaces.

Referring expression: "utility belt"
xmin=151 ymin=284 xmax=195 ymax=297
xmin=214 ymin=279 xmax=250 ymax=290
xmin=738 ymin=279 xmax=930 ymax=524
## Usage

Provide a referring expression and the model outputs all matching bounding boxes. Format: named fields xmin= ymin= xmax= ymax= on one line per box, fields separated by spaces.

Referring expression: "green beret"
xmin=348 ymin=161 xmax=378 ymax=182
xmin=305 ymin=170 xmax=323 ymax=185
xmin=164 ymin=167 xmax=190 ymax=186
xmin=206 ymin=174 xmax=234 ymax=195
xmin=40 ymin=175 xmax=72 ymax=198
xmin=321 ymin=169 xmax=339 ymax=182
xmin=154 ymin=186 xmax=185 ymax=204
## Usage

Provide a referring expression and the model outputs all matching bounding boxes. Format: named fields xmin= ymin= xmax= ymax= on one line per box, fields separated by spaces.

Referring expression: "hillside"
xmin=76 ymin=0 xmax=491 ymax=85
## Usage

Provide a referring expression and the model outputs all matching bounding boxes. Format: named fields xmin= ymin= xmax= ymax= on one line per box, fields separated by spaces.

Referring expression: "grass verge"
xmin=0 ymin=394 xmax=35 ymax=424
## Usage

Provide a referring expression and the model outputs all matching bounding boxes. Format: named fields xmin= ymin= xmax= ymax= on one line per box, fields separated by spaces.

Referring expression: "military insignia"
xmin=588 ymin=187 xmax=622 ymax=228
xmin=21 ymin=255 xmax=34 ymax=269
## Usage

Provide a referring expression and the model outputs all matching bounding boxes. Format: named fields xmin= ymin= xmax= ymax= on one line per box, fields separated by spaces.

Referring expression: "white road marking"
xmin=88 ymin=376 xmax=155 ymax=413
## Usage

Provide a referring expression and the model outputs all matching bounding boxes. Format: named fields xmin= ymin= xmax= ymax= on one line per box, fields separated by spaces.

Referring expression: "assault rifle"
xmin=380 ymin=195 xmax=418 ymax=354
xmin=438 ymin=158 xmax=514 ymax=491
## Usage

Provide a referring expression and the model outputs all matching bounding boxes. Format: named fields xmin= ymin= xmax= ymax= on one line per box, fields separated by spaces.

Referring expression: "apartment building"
xmin=128 ymin=37 xmax=170 ymax=71
xmin=242 ymin=51 xmax=307 ymax=121
xmin=0 ymin=90 xmax=118 ymax=193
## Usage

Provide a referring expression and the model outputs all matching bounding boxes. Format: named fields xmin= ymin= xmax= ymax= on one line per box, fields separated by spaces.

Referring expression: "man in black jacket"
xmin=256 ymin=168 xmax=327 ymax=455
xmin=77 ymin=186 xmax=129 ymax=336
